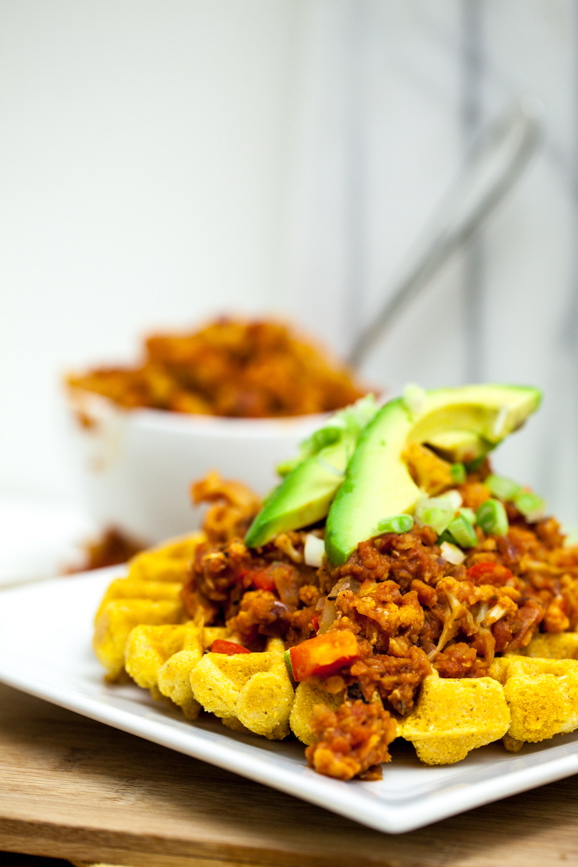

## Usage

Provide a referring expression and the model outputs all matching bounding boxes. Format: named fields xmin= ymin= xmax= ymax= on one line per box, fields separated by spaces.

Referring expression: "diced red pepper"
xmin=288 ymin=631 xmax=358 ymax=681
xmin=210 ymin=639 xmax=251 ymax=655
xmin=310 ymin=615 xmax=320 ymax=634
xmin=249 ymin=569 xmax=277 ymax=592
xmin=466 ymin=561 xmax=514 ymax=584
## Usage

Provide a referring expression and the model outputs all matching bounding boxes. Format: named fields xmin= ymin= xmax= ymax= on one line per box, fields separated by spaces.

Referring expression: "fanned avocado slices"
xmin=244 ymin=383 xmax=542 ymax=566
xmin=324 ymin=384 xmax=542 ymax=565
xmin=244 ymin=394 xmax=379 ymax=548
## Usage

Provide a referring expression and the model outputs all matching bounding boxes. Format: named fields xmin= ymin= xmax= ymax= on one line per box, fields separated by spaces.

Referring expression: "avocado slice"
xmin=245 ymin=395 xmax=378 ymax=548
xmin=244 ymin=438 xmax=352 ymax=547
xmin=424 ymin=429 xmax=488 ymax=463
xmin=324 ymin=384 xmax=541 ymax=566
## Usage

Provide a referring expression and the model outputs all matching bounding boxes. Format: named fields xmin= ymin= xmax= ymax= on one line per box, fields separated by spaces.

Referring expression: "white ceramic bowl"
xmin=65 ymin=389 xmax=326 ymax=545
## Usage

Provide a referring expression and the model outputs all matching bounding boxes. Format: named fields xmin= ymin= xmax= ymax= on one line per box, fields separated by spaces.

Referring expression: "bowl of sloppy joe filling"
xmin=64 ymin=316 xmax=375 ymax=550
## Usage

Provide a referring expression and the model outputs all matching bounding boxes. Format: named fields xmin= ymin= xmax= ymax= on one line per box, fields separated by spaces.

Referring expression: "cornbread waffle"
xmin=94 ymin=532 xmax=578 ymax=769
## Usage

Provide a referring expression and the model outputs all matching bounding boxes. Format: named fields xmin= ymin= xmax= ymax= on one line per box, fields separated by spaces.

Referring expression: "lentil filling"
xmin=181 ymin=465 xmax=578 ymax=781
xmin=67 ymin=317 xmax=369 ymax=418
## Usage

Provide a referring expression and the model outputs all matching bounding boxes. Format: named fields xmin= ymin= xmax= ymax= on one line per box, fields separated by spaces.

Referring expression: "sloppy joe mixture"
xmin=66 ymin=317 xmax=368 ymax=418
xmin=183 ymin=460 xmax=578 ymax=782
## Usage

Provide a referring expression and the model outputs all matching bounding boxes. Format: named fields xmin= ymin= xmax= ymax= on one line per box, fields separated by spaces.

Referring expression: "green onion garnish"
xmin=515 ymin=490 xmax=546 ymax=522
xmin=310 ymin=426 xmax=343 ymax=451
xmin=284 ymin=649 xmax=294 ymax=680
xmin=446 ymin=514 xmax=478 ymax=548
xmin=450 ymin=462 xmax=467 ymax=484
xmin=376 ymin=514 xmax=414 ymax=534
xmin=418 ymin=506 xmax=454 ymax=535
xmin=459 ymin=507 xmax=477 ymax=524
xmin=476 ymin=498 xmax=509 ymax=536
xmin=465 ymin=455 xmax=486 ymax=472
xmin=415 ymin=492 xmax=462 ymax=535
xmin=486 ymin=474 xmax=522 ymax=501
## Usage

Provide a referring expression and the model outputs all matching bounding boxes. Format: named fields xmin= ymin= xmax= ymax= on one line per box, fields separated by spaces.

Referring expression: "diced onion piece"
xmin=327 ymin=576 xmax=359 ymax=600
xmin=304 ymin=533 xmax=326 ymax=567
xmin=476 ymin=498 xmax=509 ymax=536
xmin=317 ymin=599 xmax=337 ymax=633
xmin=445 ymin=490 xmax=464 ymax=510
xmin=440 ymin=541 xmax=466 ymax=565
xmin=484 ymin=602 xmax=511 ymax=626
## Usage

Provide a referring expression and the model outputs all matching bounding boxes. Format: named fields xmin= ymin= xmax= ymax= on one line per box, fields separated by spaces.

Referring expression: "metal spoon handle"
xmin=346 ymin=97 xmax=543 ymax=370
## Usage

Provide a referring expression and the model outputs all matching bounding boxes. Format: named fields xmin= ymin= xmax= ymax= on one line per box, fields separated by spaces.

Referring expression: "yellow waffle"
xmin=289 ymin=682 xmax=345 ymax=745
xmin=397 ymin=673 xmax=510 ymax=765
xmin=490 ymin=654 xmax=578 ymax=747
xmin=189 ymin=637 xmax=294 ymax=739
xmin=510 ymin=631 xmax=578 ymax=660
xmin=93 ymin=534 xmax=200 ymax=681
xmin=124 ymin=622 xmax=231 ymax=719
xmin=93 ymin=536 xmax=578 ymax=766
xmin=124 ymin=622 xmax=203 ymax=716
xmin=128 ymin=533 xmax=204 ymax=582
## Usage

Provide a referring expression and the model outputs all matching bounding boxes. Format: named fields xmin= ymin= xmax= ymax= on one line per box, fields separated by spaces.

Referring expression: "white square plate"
xmin=1 ymin=567 xmax=578 ymax=834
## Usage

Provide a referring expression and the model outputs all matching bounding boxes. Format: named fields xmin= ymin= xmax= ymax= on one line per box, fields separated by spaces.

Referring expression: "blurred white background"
xmin=1 ymin=0 xmax=577 ymax=533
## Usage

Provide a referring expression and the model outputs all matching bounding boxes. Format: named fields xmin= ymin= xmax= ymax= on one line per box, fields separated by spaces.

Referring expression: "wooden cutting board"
xmin=1 ymin=682 xmax=578 ymax=867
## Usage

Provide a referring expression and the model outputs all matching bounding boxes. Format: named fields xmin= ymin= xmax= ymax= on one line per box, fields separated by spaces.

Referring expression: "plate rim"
xmin=1 ymin=567 xmax=578 ymax=834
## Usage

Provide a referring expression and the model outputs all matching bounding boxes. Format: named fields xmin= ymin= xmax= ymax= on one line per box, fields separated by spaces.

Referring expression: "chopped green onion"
xmin=486 ymin=474 xmax=522 ymax=501
xmin=284 ymin=649 xmax=295 ymax=681
xmin=485 ymin=475 xmax=546 ymax=522
xmin=465 ymin=456 xmax=486 ymax=472
xmin=476 ymin=498 xmax=509 ymax=536
xmin=276 ymin=394 xmax=380 ymax=476
xmin=310 ymin=426 xmax=343 ymax=451
xmin=376 ymin=514 xmax=414 ymax=534
xmin=446 ymin=514 xmax=478 ymax=548
xmin=278 ymin=427 xmax=343 ymax=476
xmin=415 ymin=491 xmax=462 ymax=516
xmin=459 ymin=507 xmax=477 ymax=524
xmin=450 ymin=462 xmax=467 ymax=484
xmin=417 ymin=506 xmax=454 ymax=535
xmin=515 ymin=490 xmax=546 ymax=522
xmin=276 ymin=459 xmax=294 ymax=477
xmin=415 ymin=491 xmax=463 ymax=534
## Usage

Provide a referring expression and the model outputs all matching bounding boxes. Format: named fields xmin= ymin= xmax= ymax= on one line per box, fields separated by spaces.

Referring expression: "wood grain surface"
xmin=1 ymin=682 xmax=578 ymax=867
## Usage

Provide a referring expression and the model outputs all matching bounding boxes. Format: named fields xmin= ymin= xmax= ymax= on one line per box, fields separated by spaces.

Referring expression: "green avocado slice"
xmin=244 ymin=438 xmax=351 ymax=548
xmin=244 ymin=395 xmax=379 ymax=548
xmin=424 ymin=429 xmax=489 ymax=463
xmin=324 ymin=384 xmax=542 ymax=566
